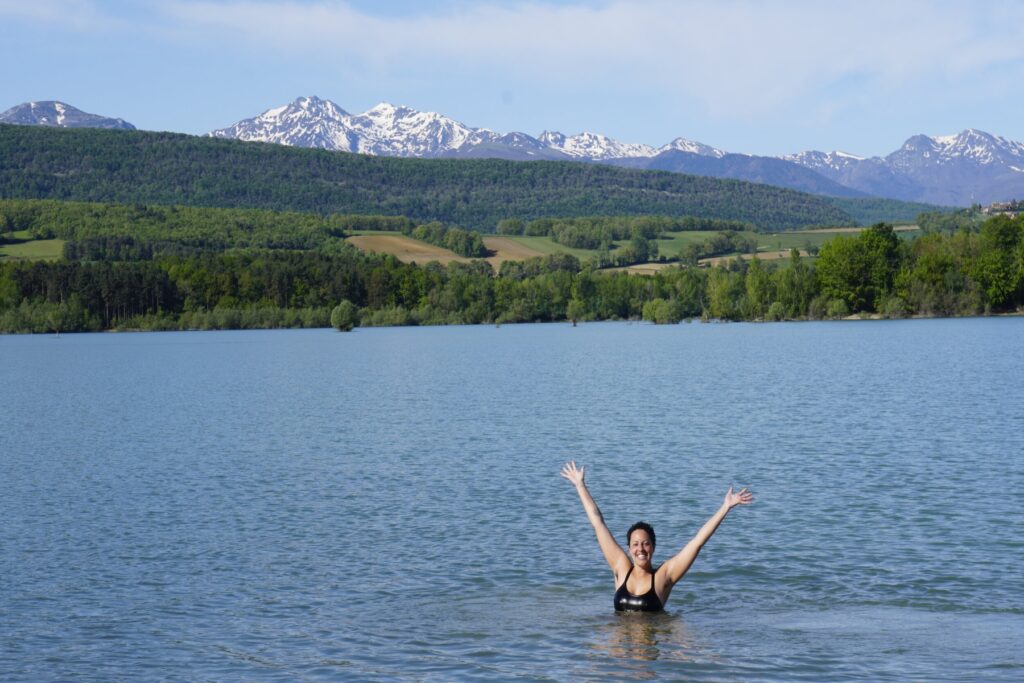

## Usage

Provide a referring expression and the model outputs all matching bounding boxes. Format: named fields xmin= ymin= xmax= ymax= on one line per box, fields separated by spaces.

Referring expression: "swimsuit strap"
xmin=620 ymin=564 xmax=634 ymax=588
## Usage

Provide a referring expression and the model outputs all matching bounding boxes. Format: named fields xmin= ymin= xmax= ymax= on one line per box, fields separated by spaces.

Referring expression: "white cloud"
xmin=6 ymin=0 xmax=1022 ymax=144
xmin=151 ymin=0 xmax=1024 ymax=119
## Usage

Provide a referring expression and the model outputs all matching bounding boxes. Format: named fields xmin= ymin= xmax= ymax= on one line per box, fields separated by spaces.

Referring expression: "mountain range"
xmin=5 ymin=98 xmax=1024 ymax=206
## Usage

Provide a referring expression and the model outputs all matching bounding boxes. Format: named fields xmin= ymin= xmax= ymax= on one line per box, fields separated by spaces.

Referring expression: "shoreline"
xmin=4 ymin=309 xmax=1022 ymax=336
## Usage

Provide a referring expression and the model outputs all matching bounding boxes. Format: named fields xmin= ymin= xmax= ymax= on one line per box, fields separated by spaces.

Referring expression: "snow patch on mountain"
xmin=656 ymin=137 xmax=726 ymax=158
xmin=782 ymin=149 xmax=873 ymax=172
xmin=0 ymin=100 xmax=135 ymax=130
xmin=537 ymin=130 xmax=655 ymax=159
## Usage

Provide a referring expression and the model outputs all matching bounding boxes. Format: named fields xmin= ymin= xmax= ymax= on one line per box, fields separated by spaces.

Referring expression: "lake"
xmin=2 ymin=318 xmax=1022 ymax=681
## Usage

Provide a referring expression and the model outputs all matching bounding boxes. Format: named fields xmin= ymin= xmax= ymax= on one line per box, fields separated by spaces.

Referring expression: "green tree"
xmin=566 ymin=297 xmax=586 ymax=324
xmin=642 ymin=297 xmax=682 ymax=324
xmin=496 ymin=218 xmax=525 ymax=235
xmin=971 ymin=214 xmax=1023 ymax=309
xmin=743 ymin=256 xmax=774 ymax=319
xmin=706 ymin=267 xmax=744 ymax=320
xmin=817 ymin=223 xmax=902 ymax=312
xmin=774 ymin=249 xmax=816 ymax=318
xmin=330 ymin=300 xmax=359 ymax=331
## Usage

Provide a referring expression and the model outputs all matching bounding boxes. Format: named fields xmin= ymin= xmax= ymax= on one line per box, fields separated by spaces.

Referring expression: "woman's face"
xmin=628 ymin=529 xmax=654 ymax=567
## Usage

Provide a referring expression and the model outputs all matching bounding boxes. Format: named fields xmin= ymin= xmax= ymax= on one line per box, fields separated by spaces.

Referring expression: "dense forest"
xmin=916 ymin=205 xmax=986 ymax=233
xmin=495 ymin=215 xmax=752 ymax=248
xmin=0 ymin=124 xmax=893 ymax=232
xmin=2 ymin=206 xmax=1021 ymax=333
xmin=1 ymin=198 xmax=350 ymax=251
xmin=827 ymin=196 xmax=950 ymax=226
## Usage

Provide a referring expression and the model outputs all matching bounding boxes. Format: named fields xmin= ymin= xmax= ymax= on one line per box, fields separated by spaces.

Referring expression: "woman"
xmin=561 ymin=461 xmax=753 ymax=612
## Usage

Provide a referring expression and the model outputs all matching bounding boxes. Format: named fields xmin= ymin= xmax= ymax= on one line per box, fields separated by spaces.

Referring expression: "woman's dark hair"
xmin=626 ymin=521 xmax=655 ymax=548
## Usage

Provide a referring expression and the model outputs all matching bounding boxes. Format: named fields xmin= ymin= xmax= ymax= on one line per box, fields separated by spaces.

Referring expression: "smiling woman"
xmin=561 ymin=461 xmax=753 ymax=612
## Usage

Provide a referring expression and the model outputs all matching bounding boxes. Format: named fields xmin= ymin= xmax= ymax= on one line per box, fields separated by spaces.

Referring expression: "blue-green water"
xmin=2 ymin=319 xmax=1023 ymax=681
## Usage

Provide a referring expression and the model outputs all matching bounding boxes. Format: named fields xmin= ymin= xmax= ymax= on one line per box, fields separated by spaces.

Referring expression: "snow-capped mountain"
xmin=209 ymin=96 xmax=355 ymax=149
xmin=346 ymin=102 xmax=480 ymax=156
xmin=444 ymin=131 xmax=573 ymax=161
xmin=886 ymin=129 xmax=1024 ymax=171
xmin=786 ymin=129 xmax=1024 ymax=205
xmin=789 ymin=130 xmax=1024 ymax=176
xmin=210 ymin=96 xmax=668 ymax=161
xmin=209 ymin=96 xmax=482 ymax=157
xmin=782 ymin=150 xmax=866 ymax=173
xmin=657 ymin=137 xmax=727 ymax=158
xmin=536 ymin=130 xmax=656 ymax=160
xmin=0 ymin=101 xmax=134 ymax=130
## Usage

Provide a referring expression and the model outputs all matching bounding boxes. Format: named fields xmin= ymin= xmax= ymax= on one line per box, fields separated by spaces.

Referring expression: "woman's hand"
xmin=723 ymin=486 xmax=753 ymax=509
xmin=561 ymin=461 xmax=586 ymax=487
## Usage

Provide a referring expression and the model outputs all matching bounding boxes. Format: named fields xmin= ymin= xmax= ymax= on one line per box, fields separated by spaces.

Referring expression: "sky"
xmin=2 ymin=0 xmax=1023 ymax=157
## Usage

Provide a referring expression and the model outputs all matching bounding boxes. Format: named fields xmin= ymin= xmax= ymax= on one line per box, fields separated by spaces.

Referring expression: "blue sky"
xmin=2 ymin=0 xmax=1023 ymax=157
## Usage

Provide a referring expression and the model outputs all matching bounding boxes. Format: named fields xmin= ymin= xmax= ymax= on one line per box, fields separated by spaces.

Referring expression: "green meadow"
xmin=0 ymin=231 xmax=65 ymax=262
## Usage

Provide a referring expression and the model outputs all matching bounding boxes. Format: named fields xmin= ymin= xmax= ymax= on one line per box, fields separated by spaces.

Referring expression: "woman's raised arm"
xmin=561 ymin=461 xmax=631 ymax=579
xmin=660 ymin=487 xmax=754 ymax=587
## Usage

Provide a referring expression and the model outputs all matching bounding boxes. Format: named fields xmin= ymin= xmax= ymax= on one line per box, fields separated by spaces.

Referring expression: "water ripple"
xmin=2 ymin=319 xmax=1022 ymax=681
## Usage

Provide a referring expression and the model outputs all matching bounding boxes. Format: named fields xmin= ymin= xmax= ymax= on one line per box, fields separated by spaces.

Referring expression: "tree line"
xmin=496 ymin=215 xmax=753 ymax=244
xmin=2 ymin=217 xmax=1021 ymax=334
xmin=679 ymin=231 xmax=760 ymax=265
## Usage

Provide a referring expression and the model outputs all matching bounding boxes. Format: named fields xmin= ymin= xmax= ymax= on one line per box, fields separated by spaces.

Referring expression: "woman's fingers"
xmin=561 ymin=461 xmax=584 ymax=483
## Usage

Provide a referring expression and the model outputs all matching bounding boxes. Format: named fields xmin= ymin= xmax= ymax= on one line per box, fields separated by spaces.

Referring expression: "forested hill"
xmin=0 ymin=124 xmax=854 ymax=232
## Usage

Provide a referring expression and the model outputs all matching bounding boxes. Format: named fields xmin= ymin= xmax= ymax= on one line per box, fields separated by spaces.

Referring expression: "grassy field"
xmin=481 ymin=237 xmax=546 ymax=266
xmin=757 ymin=225 xmax=919 ymax=252
xmin=347 ymin=234 xmax=467 ymax=265
xmin=604 ymin=262 xmax=678 ymax=275
xmin=655 ymin=231 xmax=730 ymax=255
xmin=699 ymin=250 xmax=814 ymax=267
xmin=495 ymin=235 xmax=604 ymax=261
xmin=346 ymin=229 xmax=406 ymax=236
xmin=0 ymin=231 xmax=65 ymax=261
xmin=346 ymin=233 xmax=549 ymax=268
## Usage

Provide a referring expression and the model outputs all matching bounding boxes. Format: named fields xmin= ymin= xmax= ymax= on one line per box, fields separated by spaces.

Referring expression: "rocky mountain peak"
xmin=293 ymin=95 xmax=348 ymax=116
xmin=885 ymin=129 xmax=1024 ymax=171
xmin=537 ymin=131 xmax=567 ymax=147
xmin=0 ymin=100 xmax=135 ymax=130
xmin=536 ymin=130 xmax=655 ymax=160
xmin=657 ymin=137 xmax=726 ymax=158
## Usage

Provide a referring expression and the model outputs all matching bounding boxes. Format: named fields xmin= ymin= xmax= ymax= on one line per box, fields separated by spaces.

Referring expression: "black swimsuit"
xmin=613 ymin=565 xmax=664 ymax=612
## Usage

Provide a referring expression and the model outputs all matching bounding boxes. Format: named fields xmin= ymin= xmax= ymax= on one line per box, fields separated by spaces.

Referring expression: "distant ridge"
xmin=6 ymin=95 xmax=1024 ymax=205
xmin=207 ymin=95 xmax=1024 ymax=206
xmin=784 ymin=129 xmax=1024 ymax=205
xmin=0 ymin=124 xmax=856 ymax=232
xmin=0 ymin=101 xmax=135 ymax=130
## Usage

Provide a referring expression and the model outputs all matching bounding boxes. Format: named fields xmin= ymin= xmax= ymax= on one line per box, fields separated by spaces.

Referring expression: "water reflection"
xmin=588 ymin=611 xmax=716 ymax=678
